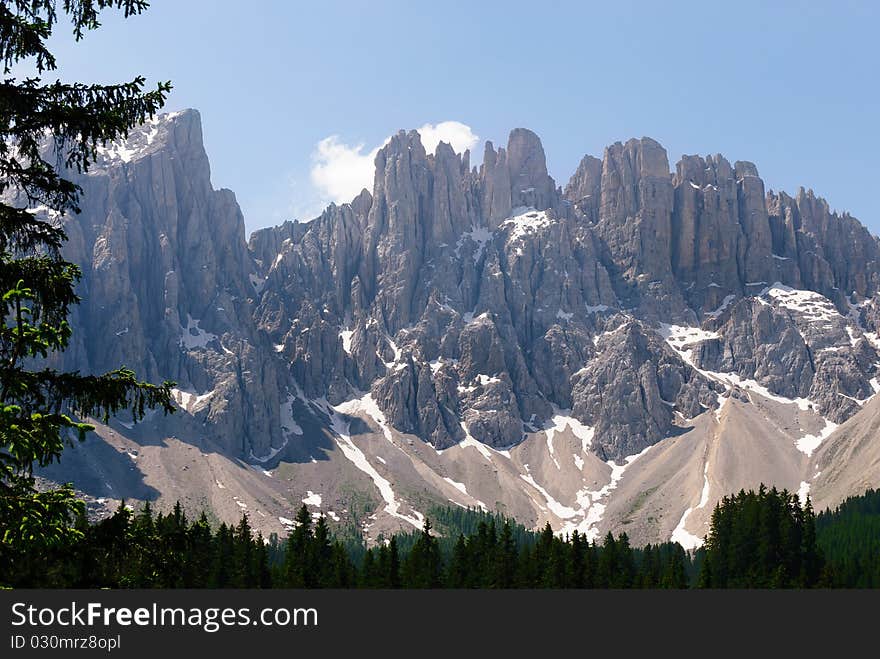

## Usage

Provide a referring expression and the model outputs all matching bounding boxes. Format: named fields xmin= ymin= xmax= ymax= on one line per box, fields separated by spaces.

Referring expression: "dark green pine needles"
xmin=8 ymin=488 xmax=880 ymax=589
xmin=0 ymin=0 xmax=174 ymax=573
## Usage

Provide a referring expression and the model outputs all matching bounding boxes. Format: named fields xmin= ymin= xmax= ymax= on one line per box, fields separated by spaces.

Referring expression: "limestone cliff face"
xmin=244 ymin=124 xmax=880 ymax=460
xmin=41 ymin=110 xmax=880 ymax=467
xmin=45 ymin=110 xmax=289 ymax=459
xmin=594 ymin=137 xmax=675 ymax=291
xmin=23 ymin=109 xmax=880 ymax=548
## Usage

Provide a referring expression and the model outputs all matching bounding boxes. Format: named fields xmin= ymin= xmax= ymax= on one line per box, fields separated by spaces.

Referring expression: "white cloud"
xmin=309 ymin=121 xmax=478 ymax=206
xmin=415 ymin=121 xmax=479 ymax=157
xmin=309 ymin=136 xmax=382 ymax=207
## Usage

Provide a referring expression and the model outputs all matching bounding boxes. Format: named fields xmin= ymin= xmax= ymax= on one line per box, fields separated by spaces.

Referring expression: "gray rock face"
xmin=695 ymin=287 xmax=879 ymax=423
xmin=505 ymin=128 xmax=558 ymax=213
xmin=771 ymin=188 xmax=880 ymax=300
xmin=33 ymin=111 xmax=290 ymax=460
xmin=696 ymin=298 xmax=815 ymax=398
xmin=671 ymin=154 xmax=744 ymax=308
xmin=594 ymin=138 xmax=675 ymax=292
xmin=31 ymin=110 xmax=880 ymax=468
xmin=571 ymin=320 xmax=720 ymax=459
xmin=563 ymin=154 xmax=602 ymax=219
xmin=480 ymin=129 xmax=560 ymax=228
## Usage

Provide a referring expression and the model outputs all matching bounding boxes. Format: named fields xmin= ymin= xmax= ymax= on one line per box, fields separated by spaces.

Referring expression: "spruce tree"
xmin=360 ymin=548 xmax=376 ymax=588
xmin=329 ymin=542 xmax=352 ymax=588
xmin=662 ymin=543 xmax=689 ymax=589
xmin=211 ymin=523 xmax=234 ymax=588
xmin=446 ymin=533 xmax=469 ymax=588
xmin=800 ymin=497 xmax=821 ymax=587
xmin=596 ymin=532 xmax=617 ymax=588
xmin=495 ymin=520 xmax=517 ymax=588
xmin=535 ymin=522 xmax=555 ymax=587
xmin=639 ymin=544 xmax=657 ymax=588
xmin=255 ymin=533 xmax=272 ymax=588
xmin=386 ymin=535 xmax=401 ymax=588
xmin=283 ymin=504 xmax=313 ymax=587
xmin=0 ymin=0 xmax=174 ymax=585
xmin=233 ymin=514 xmax=255 ymax=587
xmin=403 ymin=519 xmax=441 ymax=588
xmin=310 ymin=514 xmax=332 ymax=587
xmin=187 ymin=512 xmax=213 ymax=587
xmin=569 ymin=530 xmax=585 ymax=588
xmin=615 ymin=533 xmax=635 ymax=588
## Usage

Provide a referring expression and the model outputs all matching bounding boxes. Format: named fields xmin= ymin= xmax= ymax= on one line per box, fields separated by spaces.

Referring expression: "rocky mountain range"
xmin=25 ymin=109 xmax=880 ymax=547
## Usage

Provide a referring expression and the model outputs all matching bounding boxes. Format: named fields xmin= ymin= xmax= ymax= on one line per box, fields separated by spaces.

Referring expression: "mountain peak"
xmin=506 ymin=127 xmax=550 ymax=185
xmin=47 ymin=109 xmax=880 ymax=547
xmin=92 ymin=108 xmax=202 ymax=166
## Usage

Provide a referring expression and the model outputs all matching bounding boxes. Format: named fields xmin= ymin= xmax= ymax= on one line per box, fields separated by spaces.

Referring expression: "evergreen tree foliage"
xmin=0 ymin=0 xmax=173 ymax=587
xmin=402 ymin=519 xmax=441 ymax=588
xmin=816 ymin=488 xmax=880 ymax=587
xmin=698 ymin=486 xmax=824 ymax=588
xmin=283 ymin=504 xmax=313 ymax=587
xmin=7 ymin=486 xmax=880 ymax=588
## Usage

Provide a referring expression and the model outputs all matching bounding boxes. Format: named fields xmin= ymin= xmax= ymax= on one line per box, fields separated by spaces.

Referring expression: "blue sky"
xmin=24 ymin=0 xmax=880 ymax=236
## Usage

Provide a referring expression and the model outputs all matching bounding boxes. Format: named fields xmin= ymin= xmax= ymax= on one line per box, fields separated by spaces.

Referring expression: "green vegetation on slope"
xmin=816 ymin=488 xmax=880 ymax=587
xmin=8 ymin=484 xmax=879 ymax=589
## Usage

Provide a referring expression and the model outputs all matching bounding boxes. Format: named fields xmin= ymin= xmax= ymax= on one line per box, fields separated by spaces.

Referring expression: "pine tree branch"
xmin=0 ymin=0 xmax=172 ymax=560
xmin=0 ymin=205 xmax=68 ymax=254
xmin=1 ymin=77 xmax=171 ymax=211
xmin=0 ymin=4 xmax=55 ymax=73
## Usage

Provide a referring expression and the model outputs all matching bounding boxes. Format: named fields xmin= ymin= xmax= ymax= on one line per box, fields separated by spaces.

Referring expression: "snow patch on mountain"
xmin=521 ymin=471 xmax=580 ymax=520
xmin=280 ymin=394 xmax=303 ymax=437
xmin=171 ymin=387 xmax=215 ymax=413
xmin=795 ymin=418 xmax=839 ymax=456
xmin=552 ymin=444 xmax=655 ymax=541
xmin=179 ymin=314 xmax=231 ymax=353
xmin=761 ymin=283 xmax=838 ymax=324
xmin=705 ymin=294 xmax=736 ymax=319
xmin=501 ymin=208 xmax=554 ymax=243
xmin=456 ymin=225 xmax=493 ymax=262
xmin=339 ymin=328 xmax=353 ymax=354
xmin=94 ymin=111 xmax=181 ymax=164
xmin=670 ymin=458 xmax=711 ymax=550
xmin=302 ymin=491 xmax=322 ymax=507
xmin=324 ymin=397 xmax=424 ymax=529
xmin=798 ymin=481 xmax=811 ymax=506
xmin=442 ymin=477 xmax=487 ymax=510
xmin=545 ymin=409 xmax=596 ymax=457
xmin=658 ymin=324 xmax=720 ymax=366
